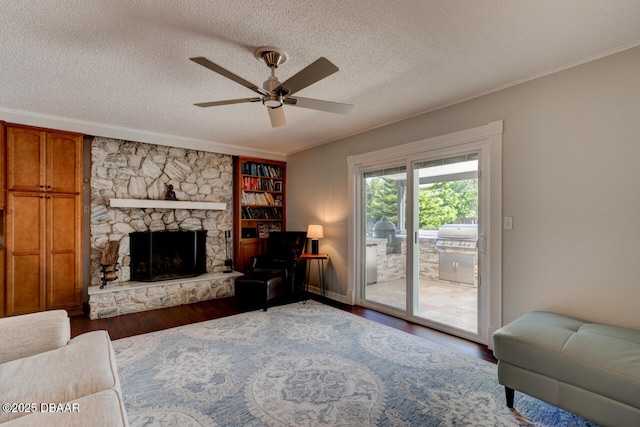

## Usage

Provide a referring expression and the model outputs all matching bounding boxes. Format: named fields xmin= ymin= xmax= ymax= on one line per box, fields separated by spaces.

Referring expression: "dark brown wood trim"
xmin=70 ymin=296 xmax=497 ymax=364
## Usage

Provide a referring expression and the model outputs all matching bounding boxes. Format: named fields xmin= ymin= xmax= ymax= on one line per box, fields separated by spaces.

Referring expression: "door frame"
xmin=347 ymin=121 xmax=503 ymax=345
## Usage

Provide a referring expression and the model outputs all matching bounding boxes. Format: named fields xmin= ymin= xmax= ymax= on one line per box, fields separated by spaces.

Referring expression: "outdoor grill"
xmin=435 ymin=224 xmax=478 ymax=286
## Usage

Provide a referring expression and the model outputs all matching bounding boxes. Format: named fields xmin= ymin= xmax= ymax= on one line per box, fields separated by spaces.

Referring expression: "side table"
xmin=300 ymin=253 xmax=329 ymax=297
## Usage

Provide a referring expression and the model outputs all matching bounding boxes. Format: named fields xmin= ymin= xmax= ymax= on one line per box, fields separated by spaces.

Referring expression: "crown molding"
xmin=0 ymin=107 xmax=286 ymax=162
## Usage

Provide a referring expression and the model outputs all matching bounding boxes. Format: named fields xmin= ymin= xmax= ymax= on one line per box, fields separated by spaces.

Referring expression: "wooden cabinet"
xmin=46 ymin=193 xmax=82 ymax=312
xmin=3 ymin=124 xmax=83 ymax=316
xmin=5 ymin=192 xmax=46 ymax=315
xmin=0 ymin=122 xmax=4 ymax=209
xmin=6 ymin=126 xmax=82 ymax=193
xmin=0 ymin=249 xmax=4 ymax=317
xmin=0 ymin=124 xmax=4 ymax=317
xmin=233 ymin=156 xmax=286 ymax=272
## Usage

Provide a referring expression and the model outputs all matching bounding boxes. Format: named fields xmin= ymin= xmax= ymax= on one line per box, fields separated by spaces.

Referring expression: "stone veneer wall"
xmin=373 ymin=236 xmax=478 ymax=286
xmin=89 ymin=137 xmax=233 ymax=287
xmin=369 ymin=236 xmax=458 ymax=284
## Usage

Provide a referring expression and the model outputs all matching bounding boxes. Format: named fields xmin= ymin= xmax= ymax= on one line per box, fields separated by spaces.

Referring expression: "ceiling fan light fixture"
xmin=263 ymin=93 xmax=283 ymax=108
xmin=192 ymin=48 xmax=353 ymax=127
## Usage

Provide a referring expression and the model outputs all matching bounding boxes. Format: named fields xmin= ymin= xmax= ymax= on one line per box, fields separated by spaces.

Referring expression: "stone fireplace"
xmin=129 ymin=230 xmax=207 ymax=282
xmin=88 ymin=137 xmax=238 ymax=318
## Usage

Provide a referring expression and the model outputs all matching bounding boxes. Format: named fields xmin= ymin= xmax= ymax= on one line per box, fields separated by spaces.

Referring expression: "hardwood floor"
xmin=70 ymin=296 xmax=497 ymax=364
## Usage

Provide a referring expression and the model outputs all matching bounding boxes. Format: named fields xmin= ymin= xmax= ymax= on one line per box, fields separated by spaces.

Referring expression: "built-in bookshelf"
xmin=233 ymin=156 xmax=286 ymax=272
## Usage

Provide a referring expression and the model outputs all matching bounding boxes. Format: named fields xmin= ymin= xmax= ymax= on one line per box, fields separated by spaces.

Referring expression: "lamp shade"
xmin=306 ymin=225 xmax=324 ymax=239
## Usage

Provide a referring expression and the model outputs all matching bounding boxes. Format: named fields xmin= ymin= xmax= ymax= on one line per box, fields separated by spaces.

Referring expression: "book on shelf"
xmin=242 ymin=177 xmax=282 ymax=192
xmin=241 ymin=191 xmax=277 ymax=206
xmin=258 ymin=222 xmax=282 ymax=238
xmin=241 ymin=162 xmax=283 ymax=178
xmin=241 ymin=206 xmax=283 ymax=220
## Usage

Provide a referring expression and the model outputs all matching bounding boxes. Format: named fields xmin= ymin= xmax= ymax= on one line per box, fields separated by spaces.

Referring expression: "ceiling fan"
xmin=190 ymin=47 xmax=353 ymax=128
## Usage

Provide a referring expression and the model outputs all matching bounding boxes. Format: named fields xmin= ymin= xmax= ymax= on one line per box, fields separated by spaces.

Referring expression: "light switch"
xmin=503 ymin=216 xmax=513 ymax=230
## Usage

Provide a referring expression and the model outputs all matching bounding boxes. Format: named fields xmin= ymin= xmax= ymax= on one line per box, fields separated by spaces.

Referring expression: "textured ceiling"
xmin=1 ymin=1 xmax=640 ymax=156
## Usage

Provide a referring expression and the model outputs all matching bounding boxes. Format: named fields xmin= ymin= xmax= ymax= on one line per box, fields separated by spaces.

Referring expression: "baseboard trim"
xmin=306 ymin=286 xmax=353 ymax=305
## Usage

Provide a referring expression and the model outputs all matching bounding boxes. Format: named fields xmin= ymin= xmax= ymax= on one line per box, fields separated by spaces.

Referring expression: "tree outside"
xmin=365 ymin=177 xmax=400 ymax=226
xmin=366 ymin=177 xmax=477 ymax=230
xmin=418 ymin=179 xmax=477 ymax=229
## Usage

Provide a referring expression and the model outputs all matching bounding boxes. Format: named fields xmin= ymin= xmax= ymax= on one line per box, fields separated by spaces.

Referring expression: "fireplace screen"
xmin=130 ymin=230 xmax=206 ymax=282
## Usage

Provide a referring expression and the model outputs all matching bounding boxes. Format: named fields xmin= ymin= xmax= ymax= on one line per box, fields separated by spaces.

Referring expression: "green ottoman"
xmin=493 ymin=311 xmax=640 ymax=427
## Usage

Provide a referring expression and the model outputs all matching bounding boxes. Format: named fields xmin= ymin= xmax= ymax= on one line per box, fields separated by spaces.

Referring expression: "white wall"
xmin=286 ymin=45 xmax=640 ymax=330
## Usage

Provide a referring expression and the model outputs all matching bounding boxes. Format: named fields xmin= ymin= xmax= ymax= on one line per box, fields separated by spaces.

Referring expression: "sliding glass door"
xmin=351 ymin=121 xmax=502 ymax=344
xmin=411 ymin=153 xmax=479 ymax=333
xmin=360 ymin=154 xmax=479 ymax=334
xmin=362 ymin=166 xmax=407 ymax=311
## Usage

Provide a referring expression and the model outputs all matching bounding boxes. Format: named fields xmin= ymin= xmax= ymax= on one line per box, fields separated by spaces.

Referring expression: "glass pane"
xmin=414 ymin=155 xmax=479 ymax=333
xmin=363 ymin=168 xmax=407 ymax=310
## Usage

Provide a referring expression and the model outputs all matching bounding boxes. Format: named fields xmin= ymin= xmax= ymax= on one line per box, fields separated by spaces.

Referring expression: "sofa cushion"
xmin=493 ymin=311 xmax=640 ymax=409
xmin=0 ymin=331 xmax=121 ymax=423
xmin=2 ymin=389 xmax=128 ymax=427
xmin=0 ymin=310 xmax=70 ymax=364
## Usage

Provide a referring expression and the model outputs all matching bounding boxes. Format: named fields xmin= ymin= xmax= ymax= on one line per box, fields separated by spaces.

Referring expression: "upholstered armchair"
xmin=235 ymin=231 xmax=306 ymax=311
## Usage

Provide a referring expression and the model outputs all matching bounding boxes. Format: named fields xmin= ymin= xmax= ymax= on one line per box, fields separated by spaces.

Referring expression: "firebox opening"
xmin=130 ymin=230 xmax=207 ymax=282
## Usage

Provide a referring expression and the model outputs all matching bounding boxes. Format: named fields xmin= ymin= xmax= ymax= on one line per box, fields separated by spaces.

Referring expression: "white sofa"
xmin=0 ymin=310 xmax=128 ymax=426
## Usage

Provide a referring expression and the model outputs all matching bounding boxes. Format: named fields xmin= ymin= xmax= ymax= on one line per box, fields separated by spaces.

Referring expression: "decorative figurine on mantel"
xmin=165 ymin=184 xmax=178 ymax=201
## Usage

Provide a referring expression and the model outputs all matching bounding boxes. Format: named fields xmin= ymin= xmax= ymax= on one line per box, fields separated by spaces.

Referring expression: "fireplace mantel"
xmin=108 ymin=198 xmax=226 ymax=210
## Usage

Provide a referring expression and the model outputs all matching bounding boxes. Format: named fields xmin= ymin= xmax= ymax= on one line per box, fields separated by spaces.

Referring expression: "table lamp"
xmin=306 ymin=225 xmax=324 ymax=254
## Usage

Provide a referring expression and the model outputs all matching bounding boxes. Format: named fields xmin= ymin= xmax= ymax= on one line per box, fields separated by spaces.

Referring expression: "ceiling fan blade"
xmin=274 ymin=57 xmax=338 ymax=96
xmin=194 ymin=98 xmax=261 ymax=108
xmin=285 ymin=96 xmax=353 ymax=114
xmin=267 ymin=107 xmax=286 ymax=128
xmin=190 ymin=57 xmax=267 ymax=96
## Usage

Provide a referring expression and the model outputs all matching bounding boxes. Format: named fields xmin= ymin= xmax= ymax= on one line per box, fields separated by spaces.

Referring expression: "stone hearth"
xmin=88 ymin=271 xmax=243 ymax=319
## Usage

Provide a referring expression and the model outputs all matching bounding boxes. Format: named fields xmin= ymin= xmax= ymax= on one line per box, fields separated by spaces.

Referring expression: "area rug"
xmin=112 ymin=301 xmax=598 ymax=426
